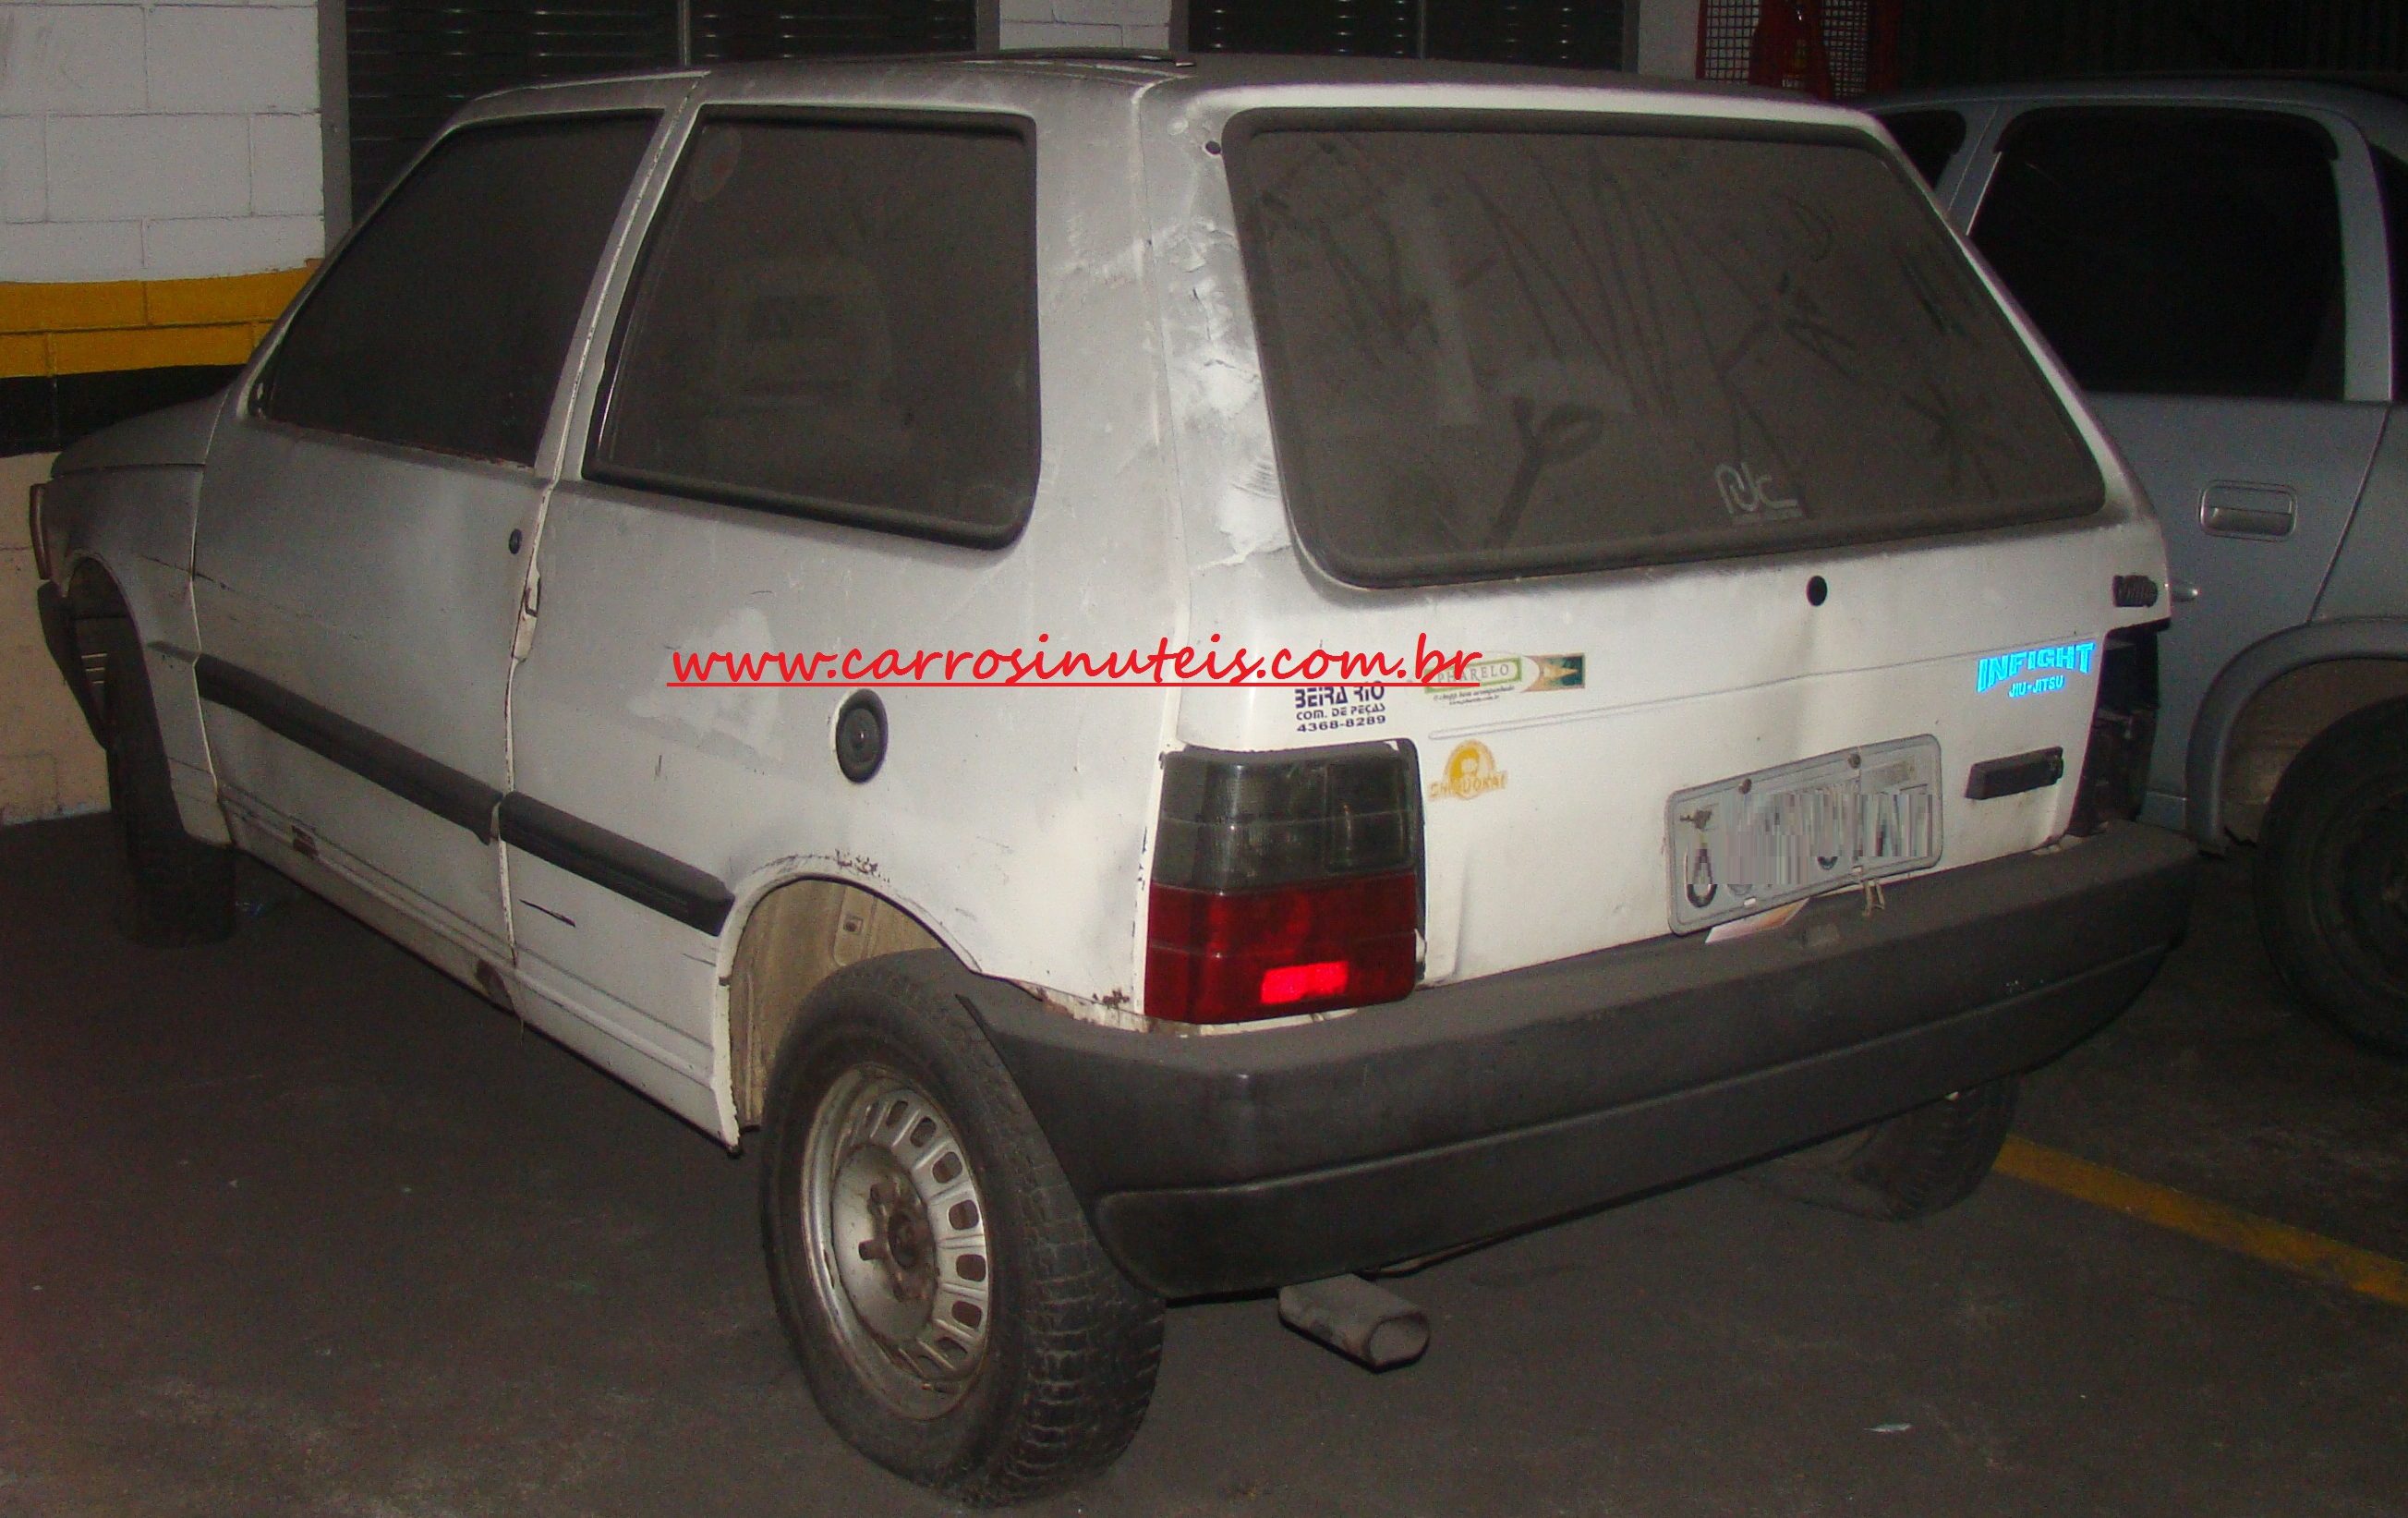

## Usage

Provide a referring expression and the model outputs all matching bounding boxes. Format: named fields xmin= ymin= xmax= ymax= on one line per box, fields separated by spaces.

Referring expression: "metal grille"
xmin=345 ymin=0 xmax=974 ymax=219
xmin=687 ymin=0 xmax=974 ymax=65
xmin=1189 ymin=0 xmax=1623 ymax=68
xmin=1697 ymin=0 xmax=1877 ymax=97
xmin=1896 ymin=0 xmax=2408 ymax=87
xmin=346 ymin=0 xmax=676 ymax=218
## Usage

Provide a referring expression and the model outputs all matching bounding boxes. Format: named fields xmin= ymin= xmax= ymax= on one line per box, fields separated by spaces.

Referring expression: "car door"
xmin=1960 ymin=103 xmax=2392 ymax=825
xmin=500 ymin=109 xmax=1048 ymax=1136
xmin=193 ymin=108 xmax=664 ymax=957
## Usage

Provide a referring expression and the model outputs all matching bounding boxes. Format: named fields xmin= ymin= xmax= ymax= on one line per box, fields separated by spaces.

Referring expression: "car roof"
xmin=1868 ymin=73 xmax=2408 ymax=156
xmin=476 ymin=48 xmax=1792 ymax=113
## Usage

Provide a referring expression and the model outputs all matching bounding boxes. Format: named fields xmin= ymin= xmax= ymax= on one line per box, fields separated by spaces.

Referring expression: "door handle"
xmin=2200 ymin=481 xmax=2295 ymax=540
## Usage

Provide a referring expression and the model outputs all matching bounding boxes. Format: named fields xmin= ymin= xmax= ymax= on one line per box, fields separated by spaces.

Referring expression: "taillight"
xmin=2069 ymin=625 xmax=2160 ymax=836
xmin=1145 ymin=741 xmax=1422 ymax=1024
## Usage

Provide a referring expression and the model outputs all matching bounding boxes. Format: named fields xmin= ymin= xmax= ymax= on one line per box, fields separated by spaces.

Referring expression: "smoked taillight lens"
xmin=1144 ymin=742 xmax=1422 ymax=1024
xmin=2069 ymin=625 xmax=2160 ymax=836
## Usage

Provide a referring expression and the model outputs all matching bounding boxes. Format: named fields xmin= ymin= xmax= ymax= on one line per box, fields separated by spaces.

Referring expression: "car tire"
xmin=1748 ymin=1076 xmax=2018 ymax=1221
xmin=760 ymin=954 xmax=1163 ymax=1505
xmin=90 ymin=614 xmax=236 ymax=946
xmin=2254 ymin=698 xmax=2408 ymax=1057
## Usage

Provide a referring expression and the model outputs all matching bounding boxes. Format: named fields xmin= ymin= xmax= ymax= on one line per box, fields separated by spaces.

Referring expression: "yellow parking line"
xmin=1994 ymin=1136 xmax=2408 ymax=1309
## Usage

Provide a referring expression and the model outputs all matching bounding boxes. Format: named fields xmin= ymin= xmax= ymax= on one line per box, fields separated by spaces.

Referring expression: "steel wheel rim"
xmin=800 ymin=1063 xmax=994 ymax=1419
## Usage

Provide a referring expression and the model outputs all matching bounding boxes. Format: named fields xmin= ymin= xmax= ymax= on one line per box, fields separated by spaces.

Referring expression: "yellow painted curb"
xmin=0 ymin=333 xmax=44 ymax=378
xmin=0 ymin=267 xmax=315 ymax=380
xmin=1995 ymin=1136 xmax=2408 ymax=1310
xmin=143 ymin=268 xmax=315 ymax=328
xmin=0 ymin=280 xmax=146 ymax=337
xmin=48 ymin=323 xmax=260 ymax=376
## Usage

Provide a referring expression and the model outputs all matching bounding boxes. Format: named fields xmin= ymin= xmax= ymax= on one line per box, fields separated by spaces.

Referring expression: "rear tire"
xmin=760 ymin=954 xmax=1162 ymax=1505
xmin=2255 ymin=699 xmax=2408 ymax=1057
xmin=90 ymin=614 xmax=235 ymax=946
xmin=1749 ymin=1076 xmax=2018 ymax=1220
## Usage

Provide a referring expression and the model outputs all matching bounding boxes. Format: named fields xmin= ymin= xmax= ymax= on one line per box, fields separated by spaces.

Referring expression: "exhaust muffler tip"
xmin=1277 ymin=1275 xmax=1430 ymax=1370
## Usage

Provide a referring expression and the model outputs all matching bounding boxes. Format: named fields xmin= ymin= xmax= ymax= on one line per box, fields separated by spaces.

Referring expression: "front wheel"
xmin=760 ymin=955 xmax=1162 ymax=1505
xmin=90 ymin=614 xmax=235 ymax=945
xmin=2255 ymin=700 xmax=2408 ymax=1056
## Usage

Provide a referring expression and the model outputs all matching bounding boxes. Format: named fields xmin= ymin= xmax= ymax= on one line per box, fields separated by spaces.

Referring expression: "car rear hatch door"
xmin=1147 ymin=88 xmax=2171 ymax=985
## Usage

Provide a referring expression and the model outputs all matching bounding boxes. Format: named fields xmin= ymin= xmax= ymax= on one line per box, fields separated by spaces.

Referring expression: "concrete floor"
xmin=3 ymin=814 xmax=2403 ymax=1517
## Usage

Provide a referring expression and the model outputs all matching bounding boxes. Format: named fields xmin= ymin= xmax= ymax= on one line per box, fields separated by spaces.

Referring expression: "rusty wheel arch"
xmin=724 ymin=876 xmax=944 ymax=1127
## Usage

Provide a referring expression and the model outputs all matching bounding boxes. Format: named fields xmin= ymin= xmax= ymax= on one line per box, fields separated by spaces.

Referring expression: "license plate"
xmin=1667 ymin=736 xmax=1942 ymax=933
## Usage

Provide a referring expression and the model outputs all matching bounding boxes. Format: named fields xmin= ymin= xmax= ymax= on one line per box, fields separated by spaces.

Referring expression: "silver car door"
xmin=194 ymin=108 xmax=664 ymax=955
xmin=1965 ymin=103 xmax=2391 ymax=823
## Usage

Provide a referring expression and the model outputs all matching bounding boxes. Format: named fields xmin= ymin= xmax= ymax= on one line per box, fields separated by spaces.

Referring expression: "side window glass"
xmin=2376 ymin=148 xmax=2408 ymax=401
xmin=258 ymin=115 xmax=657 ymax=465
xmin=589 ymin=116 xmax=1039 ymax=546
xmin=1877 ymin=109 xmax=1966 ymax=189
xmin=1972 ymin=108 xmax=2344 ymax=401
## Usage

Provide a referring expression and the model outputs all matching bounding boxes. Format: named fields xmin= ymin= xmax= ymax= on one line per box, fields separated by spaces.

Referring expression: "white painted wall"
xmin=998 ymin=0 xmax=1171 ymax=51
xmin=1631 ymin=0 xmax=1700 ymax=78
xmin=0 ymin=0 xmax=323 ymax=282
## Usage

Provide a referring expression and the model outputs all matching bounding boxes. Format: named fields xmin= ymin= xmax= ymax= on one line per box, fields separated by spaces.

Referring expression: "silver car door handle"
xmin=2200 ymin=481 xmax=2296 ymax=540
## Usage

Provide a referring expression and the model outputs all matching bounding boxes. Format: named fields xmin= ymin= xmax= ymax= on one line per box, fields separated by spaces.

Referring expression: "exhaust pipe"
xmin=1277 ymin=1275 xmax=1430 ymax=1370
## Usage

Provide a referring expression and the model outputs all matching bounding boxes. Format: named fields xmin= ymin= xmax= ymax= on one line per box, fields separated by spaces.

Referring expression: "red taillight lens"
xmin=1146 ymin=871 xmax=1418 ymax=1024
xmin=1143 ymin=740 xmax=1422 ymax=1025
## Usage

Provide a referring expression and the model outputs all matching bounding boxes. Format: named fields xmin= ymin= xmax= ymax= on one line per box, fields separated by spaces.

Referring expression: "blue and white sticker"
xmin=1976 ymin=640 xmax=2096 ymax=699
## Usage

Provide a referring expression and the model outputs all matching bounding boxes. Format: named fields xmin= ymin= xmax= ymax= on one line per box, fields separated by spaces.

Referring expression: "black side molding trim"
xmin=195 ymin=655 xmax=499 ymax=841
xmin=192 ymin=656 xmax=734 ymax=932
xmin=498 ymin=792 xmax=734 ymax=935
xmin=1966 ymin=747 xmax=2064 ymax=801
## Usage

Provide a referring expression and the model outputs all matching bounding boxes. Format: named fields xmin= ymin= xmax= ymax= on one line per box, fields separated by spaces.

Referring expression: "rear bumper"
xmin=962 ymin=822 xmax=2199 ymax=1298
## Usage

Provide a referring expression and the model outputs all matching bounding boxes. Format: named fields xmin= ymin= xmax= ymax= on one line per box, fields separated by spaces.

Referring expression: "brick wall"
xmin=1 ymin=0 xmax=324 ymax=823
xmin=0 ymin=0 xmax=323 ymax=283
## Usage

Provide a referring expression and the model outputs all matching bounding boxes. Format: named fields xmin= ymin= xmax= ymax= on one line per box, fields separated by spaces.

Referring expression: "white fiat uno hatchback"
xmin=33 ymin=53 xmax=2196 ymax=1503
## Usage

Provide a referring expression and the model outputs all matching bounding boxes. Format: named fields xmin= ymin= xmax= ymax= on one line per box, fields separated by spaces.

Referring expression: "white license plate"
xmin=1667 ymin=736 xmax=1942 ymax=933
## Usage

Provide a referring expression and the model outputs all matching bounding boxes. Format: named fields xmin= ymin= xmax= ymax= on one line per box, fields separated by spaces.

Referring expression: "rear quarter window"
xmin=588 ymin=114 xmax=1039 ymax=547
xmin=1227 ymin=115 xmax=2104 ymax=587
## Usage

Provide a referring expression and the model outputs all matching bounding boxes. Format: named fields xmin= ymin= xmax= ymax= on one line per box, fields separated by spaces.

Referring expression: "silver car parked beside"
xmin=1878 ymin=75 xmax=2408 ymax=1054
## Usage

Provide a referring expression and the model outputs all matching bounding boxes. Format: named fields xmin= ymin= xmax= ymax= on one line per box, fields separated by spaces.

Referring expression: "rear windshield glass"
xmin=1227 ymin=117 xmax=2104 ymax=587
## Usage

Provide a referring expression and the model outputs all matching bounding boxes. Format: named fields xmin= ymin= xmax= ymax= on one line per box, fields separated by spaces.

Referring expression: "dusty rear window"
xmin=1227 ymin=115 xmax=2104 ymax=587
